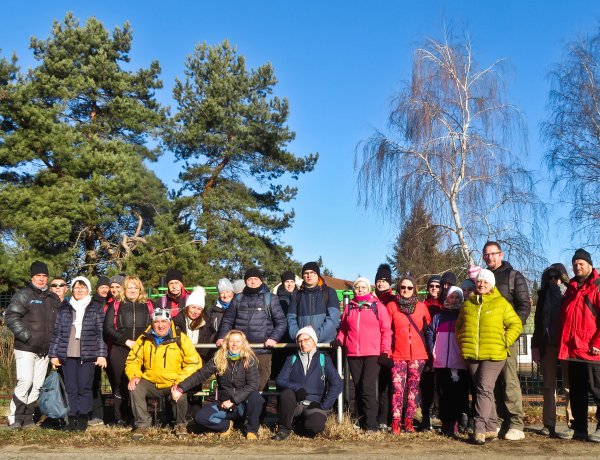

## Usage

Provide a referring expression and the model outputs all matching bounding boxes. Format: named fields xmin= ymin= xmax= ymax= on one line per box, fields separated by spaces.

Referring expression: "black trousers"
xmin=420 ymin=363 xmax=435 ymax=421
xmin=278 ymin=388 xmax=327 ymax=435
xmin=347 ymin=356 xmax=380 ymax=430
xmin=377 ymin=365 xmax=392 ymax=425
xmin=568 ymin=360 xmax=600 ymax=433
xmin=107 ymin=345 xmax=131 ymax=422
xmin=435 ymin=368 xmax=469 ymax=428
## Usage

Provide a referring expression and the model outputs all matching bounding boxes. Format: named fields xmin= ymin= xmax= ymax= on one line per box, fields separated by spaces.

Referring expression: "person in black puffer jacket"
xmin=49 ymin=276 xmax=107 ymax=431
xmin=103 ymin=275 xmax=153 ymax=425
xmin=5 ymin=261 xmax=61 ymax=428
xmin=216 ymin=268 xmax=287 ymax=391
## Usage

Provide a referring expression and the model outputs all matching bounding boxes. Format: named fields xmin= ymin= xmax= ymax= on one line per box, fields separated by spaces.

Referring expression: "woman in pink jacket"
xmin=387 ymin=274 xmax=431 ymax=434
xmin=335 ymin=277 xmax=392 ymax=432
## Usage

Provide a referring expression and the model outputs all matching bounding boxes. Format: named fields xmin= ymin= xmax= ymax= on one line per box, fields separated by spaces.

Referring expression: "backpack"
xmin=112 ymin=299 xmax=154 ymax=329
xmin=345 ymin=301 xmax=379 ymax=320
xmin=291 ymin=352 xmax=326 ymax=379
xmin=38 ymin=371 xmax=69 ymax=421
xmin=232 ymin=292 xmax=272 ymax=319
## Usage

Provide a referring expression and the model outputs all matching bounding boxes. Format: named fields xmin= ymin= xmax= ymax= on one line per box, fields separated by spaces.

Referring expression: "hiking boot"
xmin=76 ymin=416 xmax=88 ymax=432
xmin=391 ymin=419 xmax=401 ymax=435
xmin=404 ymin=418 xmax=415 ymax=433
xmin=538 ymin=425 xmax=555 ymax=437
xmin=220 ymin=420 xmax=234 ymax=438
xmin=246 ymin=432 xmax=258 ymax=440
xmin=503 ymin=428 xmax=525 ymax=441
xmin=417 ymin=416 xmax=432 ymax=432
xmin=88 ymin=417 xmax=104 ymax=426
xmin=587 ymin=427 xmax=600 ymax=443
xmin=65 ymin=417 xmax=78 ymax=432
xmin=173 ymin=423 xmax=188 ymax=437
xmin=272 ymin=430 xmax=291 ymax=441
xmin=555 ymin=428 xmax=587 ymax=440
xmin=485 ymin=430 xmax=498 ymax=441
xmin=470 ymin=433 xmax=485 ymax=445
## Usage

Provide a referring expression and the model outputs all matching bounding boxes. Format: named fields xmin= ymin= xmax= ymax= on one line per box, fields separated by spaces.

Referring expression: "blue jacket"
xmin=49 ymin=299 xmax=107 ymax=362
xmin=276 ymin=350 xmax=342 ymax=410
xmin=217 ymin=285 xmax=287 ymax=354
xmin=287 ymin=283 xmax=340 ymax=343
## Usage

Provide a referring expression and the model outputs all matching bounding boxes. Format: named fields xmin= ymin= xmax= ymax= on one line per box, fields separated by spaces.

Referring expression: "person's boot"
xmin=391 ymin=418 xmax=401 ymax=435
xmin=65 ymin=417 xmax=78 ymax=432
xmin=404 ymin=418 xmax=415 ymax=433
xmin=76 ymin=415 xmax=88 ymax=431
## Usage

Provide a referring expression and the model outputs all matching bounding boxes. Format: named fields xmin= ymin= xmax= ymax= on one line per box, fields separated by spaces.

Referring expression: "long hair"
xmin=118 ymin=275 xmax=148 ymax=303
xmin=213 ymin=329 xmax=257 ymax=375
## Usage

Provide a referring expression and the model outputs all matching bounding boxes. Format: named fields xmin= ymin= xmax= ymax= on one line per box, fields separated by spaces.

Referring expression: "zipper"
xmin=445 ymin=316 xmax=451 ymax=367
xmin=132 ymin=301 xmax=136 ymax=340
xmin=356 ymin=307 xmax=360 ymax=355
xmin=476 ymin=303 xmax=481 ymax=359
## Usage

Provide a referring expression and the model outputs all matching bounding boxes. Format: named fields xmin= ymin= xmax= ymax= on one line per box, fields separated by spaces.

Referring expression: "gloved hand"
xmin=377 ymin=353 xmax=394 ymax=369
xmin=295 ymin=388 xmax=308 ymax=401
xmin=330 ymin=339 xmax=343 ymax=349
xmin=306 ymin=401 xmax=321 ymax=410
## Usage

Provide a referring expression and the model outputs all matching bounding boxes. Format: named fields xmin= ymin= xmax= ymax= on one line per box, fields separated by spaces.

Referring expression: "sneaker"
xmin=555 ymin=428 xmax=588 ymax=440
xmin=378 ymin=423 xmax=391 ymax=433
xmin=88 ymin=418 xmax=104 ymax=426
xmin=272 ymin=430 xmax=291 ymax=441
xmin=503 ymin=428 xmax=525 ymax=441
xmin=470 ymin=433 xmax=485 ymax=445
xmin=587 ymin=428 xmax=600 ymax=443
xmin=246 ymin=432 xmax=258 ymax=440
xmin=173 ymin=423 xmax=188 ymax=437
xmin=538 ymin=426 xmax=555 ymax=437
xmin=485 ymin=430 xmax=498 ymax=441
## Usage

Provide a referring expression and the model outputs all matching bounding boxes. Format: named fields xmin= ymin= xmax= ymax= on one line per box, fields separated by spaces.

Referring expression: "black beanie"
xmin=280 ymin=271 xmax=296 ymax=283
xmin=572 ymin=248 xmax=593 ymax=266
xmin=302 ymin=262 xmax=320 ymax=276
xmin=427 ymin=275 xmax=442 ymax=286
xmin=30 ymin=261 xmax=49 ymax=277
xmin=244 ymin=267 xmax=263 ymax=281
xmin=166 ymin=268 xmax=184 ymax=283
xmin=441 ymin=271 xmax=457 ymax=287
xmin=375 ymin=264 xmax=392 ymax=283
xmin=96 ymin=276 xmax=110 ymax=288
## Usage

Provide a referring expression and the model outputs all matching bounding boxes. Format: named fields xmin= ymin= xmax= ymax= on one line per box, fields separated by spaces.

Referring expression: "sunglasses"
xmin=399 ymin=285 xmax=414 ymax=291
xmin=428 ymin=284 xmax=440 ymax=289
xmin=50 ymin=283 xmax=66 ymax=288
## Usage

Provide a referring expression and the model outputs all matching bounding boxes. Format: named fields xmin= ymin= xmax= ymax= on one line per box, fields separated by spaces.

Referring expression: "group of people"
xmin=3 ymin=244 xmax=600 ymax=445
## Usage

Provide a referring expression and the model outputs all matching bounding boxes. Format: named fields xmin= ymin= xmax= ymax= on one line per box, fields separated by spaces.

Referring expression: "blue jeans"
xmin=195 ymin=390 xmax=264 ymax=433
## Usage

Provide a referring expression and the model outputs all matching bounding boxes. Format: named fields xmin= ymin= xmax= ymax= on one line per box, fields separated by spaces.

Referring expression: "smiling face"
xmin=227 ymin=333 xmax=243 ymax=354
xmin=50 ymin=278 xmax=68 ymax=300
xmin=446 ymin=292 xmax=462 ymax=305
xmin=297 ymin=333 xmax=316 ymax=353
xmin=125 ymin=281 xmax=141 ymax=302
xmin=476 ymin=279 xmax=493 ymax=295
xmin=97 ymin=285 xmax=110 ymax=297
xmin=168 ymin=280 xmax=184 ymax=297
xmin=245 ymin=277 xmax=262 ymax=289
xmin=353 ymin=282 xmax=370 ymax=296
xmin=72 ymin=281 xmax=90 ymax=301
xmin=219 ymin=290 xmax=234 ymax=303
xmin=376 ymin=279 xmax=391 ymax=292
xmin=482 ymin=243 xmax=504 ymax=270
xmin=152 ymin=318 xmax=171 ymax=337
xmin=398 ymin=280 xmax=415 ymax=299
xmin=283 ymin=279 xmax=296 ymax=293
xmin=427 ymin=282 xmax=440 ymax=299
xmin=110 ymin=283 xmax=122 ymax=298
xmin=572 ymin=259 xmax=593 ymax=281
xmin=186 ymin=304 xmax=203 ymax=320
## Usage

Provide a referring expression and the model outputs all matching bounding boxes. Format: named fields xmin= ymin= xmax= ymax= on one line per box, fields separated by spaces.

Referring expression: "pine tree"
xmin=164 ymin=41 xmax=317 ymax=281
xmin=0 ymin=13 xmax=169 ymax=285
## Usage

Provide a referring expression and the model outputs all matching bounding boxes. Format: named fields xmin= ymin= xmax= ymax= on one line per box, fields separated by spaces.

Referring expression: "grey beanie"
xmin=217 ymin=278 xmax=234 ymax=293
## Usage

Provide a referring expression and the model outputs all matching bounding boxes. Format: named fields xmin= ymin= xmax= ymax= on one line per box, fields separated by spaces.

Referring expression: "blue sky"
xmin=2 ymin=1 xmax=599 ymax=281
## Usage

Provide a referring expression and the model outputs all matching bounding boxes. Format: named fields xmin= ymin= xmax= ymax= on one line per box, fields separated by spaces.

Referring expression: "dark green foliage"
xmin=164 ymin=41 xmax=317 ymax=281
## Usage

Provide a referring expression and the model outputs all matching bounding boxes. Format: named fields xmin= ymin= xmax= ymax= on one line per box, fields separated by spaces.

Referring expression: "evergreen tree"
xmin=0 ymin=13 xmax=169 ymax=286
xmin=388 ymin=201 xmax=463 ymax=286
xmin=164 ymin=41 xmax=317 ymax=281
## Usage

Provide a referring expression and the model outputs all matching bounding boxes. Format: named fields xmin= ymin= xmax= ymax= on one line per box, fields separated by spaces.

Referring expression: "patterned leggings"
xmin=391 ymin=359 xmax=425 ymax=420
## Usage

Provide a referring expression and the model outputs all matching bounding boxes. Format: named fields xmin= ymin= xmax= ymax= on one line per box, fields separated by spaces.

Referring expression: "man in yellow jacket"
xmin=125 ymin=308 xmax=202 ymax=437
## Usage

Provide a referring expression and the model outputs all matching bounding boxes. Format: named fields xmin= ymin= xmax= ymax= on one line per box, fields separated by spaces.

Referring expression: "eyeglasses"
xmin=297 ymin=337 xmax=313 ymax=343
xmin=399 ymin=285 xmax=414 ymax=291
xmin=483 ymin=251 xmax=501 ymax=258
xmin=50 ymin=283 xmax=66 ymax=288
xmin=428 ymin=284 xmax=440 ymax=289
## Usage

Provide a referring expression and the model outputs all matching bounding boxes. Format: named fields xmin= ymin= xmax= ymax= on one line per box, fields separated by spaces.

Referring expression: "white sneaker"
xmin=503 ymin=428 xmax=525 ymax=440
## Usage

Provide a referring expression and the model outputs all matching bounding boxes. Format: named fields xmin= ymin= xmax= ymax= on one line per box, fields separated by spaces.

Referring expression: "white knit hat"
xmin=477 ymin=269 xmax=496 ymax=288
xmin=186 ymin=286 xmax=206 ymax=308
xmin=296 ymin=326 xmax=318 ymax=345
xmin=446 ymin=286 xmax=464 ymax=302
xmin=353 ymin=277 xmax=371 ymax=290
xmin=71 ymin=276 xmax=91 ymax=292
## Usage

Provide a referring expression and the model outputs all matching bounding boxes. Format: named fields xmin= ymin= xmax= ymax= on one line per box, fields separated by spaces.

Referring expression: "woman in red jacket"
xmin=387 ymin=274 xmax=431 ymax=434
xmin=336 ymin=276 xmax=392 ymax=432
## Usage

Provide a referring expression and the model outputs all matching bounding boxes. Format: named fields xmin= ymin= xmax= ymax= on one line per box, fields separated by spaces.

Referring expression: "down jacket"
xmin=125 ymin=323 xmax=202 ymax=389
xmin=217 ymin=286 xmax=287 ymax=354
xmin=490 ymin=261 xmax=531 ymax=325
xmin=456 ymin=287 xmax=522 ymax=361
xmin=178 ymin=356 xmax=260 ymax=404
xmin=49 ymin=298 xmax=107 ymax=362
xmin=4 ymin=283 xmax=61 ymax=354
xmin=426 ymin=309 xmax=465 ymax=370
xmin=276 ymin=350 xmax=343 ymax=410
xmin=287 ymin=281 xmax=340 ymax=343
xmin=336 ymin=294 xmax=392 ymax=357
xmin=558 ymin=268 xmax=600 ymax=362
xmin=387 ymin=298 xmax=431 ymax=361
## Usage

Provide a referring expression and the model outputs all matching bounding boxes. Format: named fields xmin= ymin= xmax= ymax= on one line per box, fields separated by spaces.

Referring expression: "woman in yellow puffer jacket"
xmin=456 ymin=269 xmax=522 ymax=445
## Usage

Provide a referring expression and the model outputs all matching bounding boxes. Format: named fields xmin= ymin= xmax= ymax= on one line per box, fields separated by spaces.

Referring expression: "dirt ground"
xmin=1 ymin=423 xmax=599 ymax=459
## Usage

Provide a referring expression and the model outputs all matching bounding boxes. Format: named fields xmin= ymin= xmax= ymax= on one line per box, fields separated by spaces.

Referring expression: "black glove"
xmin=306 ymin=401 xmax=321 ymax=410
xmin=295 ymin=388 xmax=308 ymax=401
xmin=330 ymin=339 xmax=343 ymax=349
xmin=377 ymin=353 xmax=394 ymax=369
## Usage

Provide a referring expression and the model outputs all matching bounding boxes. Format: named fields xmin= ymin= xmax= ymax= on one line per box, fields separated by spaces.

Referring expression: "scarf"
xmin=243 ymin=285 xmax=262 ymax=295
xmin=443 ymin=300 xmax=462 ymax=311
xmin=217 ymin=299 xmax=230 ymax=310
xmin=150 ymin=329 xmax=171 ymax=346
xmin=396 ymin=294 xmax=418 ymax=315
xmin=228 ymin=351 xmax=241 ymax=361
xmin=69 ymin=295 xmax=91 ymax=339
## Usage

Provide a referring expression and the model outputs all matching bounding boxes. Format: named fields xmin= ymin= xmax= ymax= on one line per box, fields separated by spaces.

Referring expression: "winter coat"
xmin=173 ymin=310 xmax=215 ymax=361
xmin=103 ymin=299 xmax=153 ymax=347
xmin=217 ymin=285 xmax=287 ymax=354
xmin=375 ymin=288 xmax=395 ymax=306
xmin=558 ymin=268 xmax=600 ymax=362
xmin=456 ymin=287 xmax=522 ymax=361
xmin=154 ymin=288 xmax=190 ymax=318
xmin=336 ymin=295 xmax=392 ymax=357
xmin=387 ymin=298 xmax=431 ymax=361
xmin=206 ymin=301 xmax=227 ymax=339
xmin=178 ymin=355 xmax=260 ymax=404
xmin=276 ymin=284 xmax=296 ymax=342
xmin=426 ymin=309 xmax=465 ymax=369
xmin=532 ymin=263 xmax=569 ymax=351
xmin=424 ymin=296 xmax=443 ymax=318
xmin=490 ymin=261 xmax=531 ymax=325
xmin=49 ymin=298 xmax=107 ymax=362
xmin=125 ymin=323 xmax=202 ymax=389
xmin=276 ymin=350 xmax=343 ymax=410
xmin=287 ymin=282 xmax=341 ymax=343
xmin=5 ymin=283 xmax=61 ymax=354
